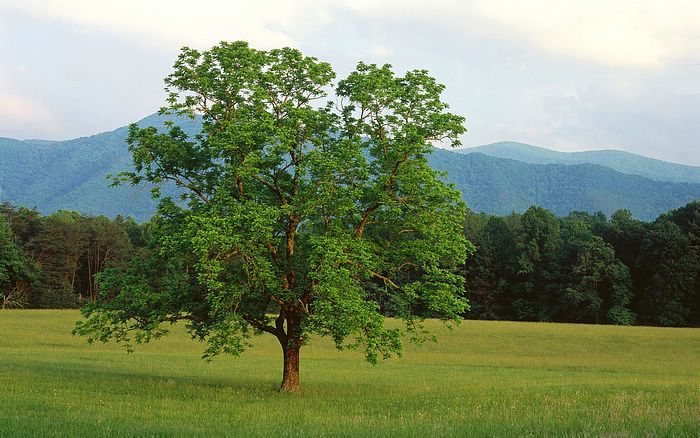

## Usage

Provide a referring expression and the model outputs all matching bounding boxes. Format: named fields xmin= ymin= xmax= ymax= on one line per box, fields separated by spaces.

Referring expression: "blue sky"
xmin=1 ymin=0 xmax=699 ymax=164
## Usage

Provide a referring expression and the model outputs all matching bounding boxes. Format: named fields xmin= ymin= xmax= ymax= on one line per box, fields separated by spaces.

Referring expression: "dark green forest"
xmin=0 ymin=204 xmax=141 ymax=309
xmin=2 ymin=201 xmax=698 ymax=327
xmin=461 ymin=202 xmax=700 ymax=327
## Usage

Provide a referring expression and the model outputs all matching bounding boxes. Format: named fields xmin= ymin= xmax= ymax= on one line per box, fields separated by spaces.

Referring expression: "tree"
xmin=0 ymin=219 xmax=35 ymax=309
xmin=560 ymin=235 xmax=635 ymax=325
xmin=462 ymin=211 xmax=497 ymax=319
xmin=599 ymin=209 xmax=646 ymax=282
xmin=660 ymin=202 xmax=700 ymax=325
xmin=636 ymin=219 xmax=696 ymax=326
xmin=29 ymin=211 xmax=88 ymax=308
xmin=77 ymin=216 xmax=134 ymax=302
xmin=512 ymin=206 xmax=561 ymax=321
xmin=462 ymin=213 xmax=517 ymax=320
xmin=74 ymin=41 xmax=470 ymax=392
xmin=0 ymin=203 xmax=41 ymax=245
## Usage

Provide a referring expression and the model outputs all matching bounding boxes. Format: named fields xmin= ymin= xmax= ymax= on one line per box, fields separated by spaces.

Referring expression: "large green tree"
xmin=74 ymin=41 xmax=470 ymax=391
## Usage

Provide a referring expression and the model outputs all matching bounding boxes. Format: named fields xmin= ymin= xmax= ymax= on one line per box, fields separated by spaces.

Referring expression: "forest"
xmin=1 ymin=200 xmax=698 ymax=327
xmin=0 ymin=203 xmax=141 ymax=309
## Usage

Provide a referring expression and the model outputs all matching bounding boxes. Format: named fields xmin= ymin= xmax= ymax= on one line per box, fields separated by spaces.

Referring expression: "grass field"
xmin=0 ymin=310 xmax=698 ymax=436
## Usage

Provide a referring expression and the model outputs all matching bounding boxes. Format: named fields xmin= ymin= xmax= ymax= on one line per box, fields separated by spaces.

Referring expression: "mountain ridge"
xmin=427 ymin=150 xmax=700 ymax=219
xmin=456 ymin=141 xmax=700 ymax=183
xmin=1 ymin=116 xmax=699 ymax=221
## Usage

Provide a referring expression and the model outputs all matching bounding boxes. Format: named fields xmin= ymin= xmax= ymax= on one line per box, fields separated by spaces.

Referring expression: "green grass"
xmin=1 ymin=310 xmax=698 ymax=436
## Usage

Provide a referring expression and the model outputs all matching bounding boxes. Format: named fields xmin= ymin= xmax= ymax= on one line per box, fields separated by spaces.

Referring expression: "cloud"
xmin=0 ymin=0 xmax=334 ymax=51
xmin=338 ymin=0 xmax=700 ymax=68
xmin=0 ymin=0 xmax=697 ymax=165
xmin=474 ymin=0 xmax=700 ymax=68
xmin=0 ymin=90 xmax=50 ymax=123
xmin=0 ymin=69 xmax=52 ymax=127
xmin=6 ymin=0 xmax=698 ymax=68
xmin=0 ymin=87 xmax=55 ymax=140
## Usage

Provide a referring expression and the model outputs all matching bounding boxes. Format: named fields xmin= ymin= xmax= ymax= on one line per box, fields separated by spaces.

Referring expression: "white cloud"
xmin=474 ymin=0 xmax=700 ymax=68
xmin=0 ymin=90 xmax=50 ymax=123
xmin=5 ymin=0 xmax=698 ymax=67
xmin=338 ymin=0 xmax=700 ymax=68
xmin=0 ymin=0 xmax=334 ymax=51
xmin=0 ymin=68 xmax=52 ymax=126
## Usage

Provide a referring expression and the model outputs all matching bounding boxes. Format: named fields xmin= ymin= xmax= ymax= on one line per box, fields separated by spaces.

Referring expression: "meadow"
xmin=0 ymin=310 xmax=698 ymax=437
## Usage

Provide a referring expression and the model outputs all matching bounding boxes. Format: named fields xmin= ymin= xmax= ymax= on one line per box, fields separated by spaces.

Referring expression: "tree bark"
xmin=280 ymin=341 xmax=301 ymax=392
xmin=279 ymin=312 xmax=302 ymax=392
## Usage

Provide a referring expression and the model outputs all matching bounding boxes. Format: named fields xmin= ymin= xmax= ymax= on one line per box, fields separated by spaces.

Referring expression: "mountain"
xmin=0 ymin=114 xmax=191 ymax=222
xmin=427 ymin=151 xmax=700 ymax=220
xmin=456 ymin=141 xmax=700 ymax=184
xmin=1 ymin=116 xmax=699 ymax=221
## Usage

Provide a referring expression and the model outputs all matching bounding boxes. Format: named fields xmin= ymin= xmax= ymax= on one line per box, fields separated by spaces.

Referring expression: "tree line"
xmin=0 ymin=203 xmax=143 ymax=309
xmin=2 ymin=200 xmax=698 ymax=327
xmin=461 ymin=202 xmax=700 ymax=327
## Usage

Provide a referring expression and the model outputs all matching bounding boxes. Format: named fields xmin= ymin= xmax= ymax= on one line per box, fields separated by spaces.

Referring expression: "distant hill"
xmin=1 ymin=116 xmax=699 ymax=221
xmin=0 ymin=114 xmax=192 ymax=222
xmin=457 ymin=141 xmax=700 ymax=184
xmin=427 ymin=151 xmax=700 ymax=220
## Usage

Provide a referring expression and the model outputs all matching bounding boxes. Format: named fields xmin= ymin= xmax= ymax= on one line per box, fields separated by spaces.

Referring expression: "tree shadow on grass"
xmin=3 ymin=354 xmax=282 ymax=398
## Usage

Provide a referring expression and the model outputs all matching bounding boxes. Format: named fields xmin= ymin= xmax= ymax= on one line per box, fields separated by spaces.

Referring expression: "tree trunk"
xmin=279 ymin=311 xmax=302 ymax=392
xmin=280 ymin=342 xmax=300 ymax=392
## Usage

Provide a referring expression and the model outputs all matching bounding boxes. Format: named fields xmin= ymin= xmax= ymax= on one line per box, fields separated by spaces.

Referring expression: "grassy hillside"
xmin=458 ymin=141 xmax=700 ymax=183
xmin=1 ymin=310 xmax=698 ymax=436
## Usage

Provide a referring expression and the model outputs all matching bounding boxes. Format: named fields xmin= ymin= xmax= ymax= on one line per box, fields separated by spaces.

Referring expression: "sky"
xmin=0 ymin=0 xmax=699 ymax=165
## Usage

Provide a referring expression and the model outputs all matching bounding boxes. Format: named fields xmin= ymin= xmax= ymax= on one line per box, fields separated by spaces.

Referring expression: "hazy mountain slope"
xmin=1 ymin=116 xmax=699 ymax=221
xmin=0 ymin=115 xmax=184 ymax=221
xmin=427 ymin=150 xmax=700 ymax=220
xmin=457 ymin=141 xmax=700 ymax=183
xmin=0 ymin=137 xmax=57 ymax=199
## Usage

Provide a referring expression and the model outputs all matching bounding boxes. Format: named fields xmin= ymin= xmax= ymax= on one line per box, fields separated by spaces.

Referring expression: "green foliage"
xmin=74 ymin=41 xmax=470 ymax=390
xmin=5 ymin=193 xmax=697 ymax=328
xmin=0 ymin=204 xmax=137 ymax=308
xmin=636 ymin=220 xmax=696 ymax=326
xmin=658 ymin=202 xmax=700 ymax=324
xmin=511 ymin=206 xmax=561 ymax=321
xmin=461 ymin=212 xmax=518 ymax=320
xmin=464 ymin=208 xmax=640 ymax=325
xmin=462 ymin=202 xmax=700 ymax=327
xmin=561 ymin=235 xmax=635 ymax=325
xmin=0 ymin=219 xmax=35 ymax=308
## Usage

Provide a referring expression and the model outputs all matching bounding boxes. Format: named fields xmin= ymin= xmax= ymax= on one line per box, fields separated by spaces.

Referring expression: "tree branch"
xmin=254 ymin=175 xmax=287 ymax=205
xmin=244 ymin=316 xmax=282 ymax=338
xmin=356 ymin=204 xmax=379 ymax=238
xmin=355 ymin=153 xmax=409 ymax=238
xmin=370 ymin=270 xmax=400 ymax=289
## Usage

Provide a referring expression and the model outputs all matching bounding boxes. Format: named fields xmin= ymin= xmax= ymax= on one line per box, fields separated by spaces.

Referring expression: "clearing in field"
xmin=1 ymin=310 xmax=698 ymax=436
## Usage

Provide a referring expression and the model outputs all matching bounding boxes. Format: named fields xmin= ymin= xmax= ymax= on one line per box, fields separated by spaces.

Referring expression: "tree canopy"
xmin=74 ymin=41 xmax=471 ymax=392
xmin=0 ymin=218 xmax=35 ymax=309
